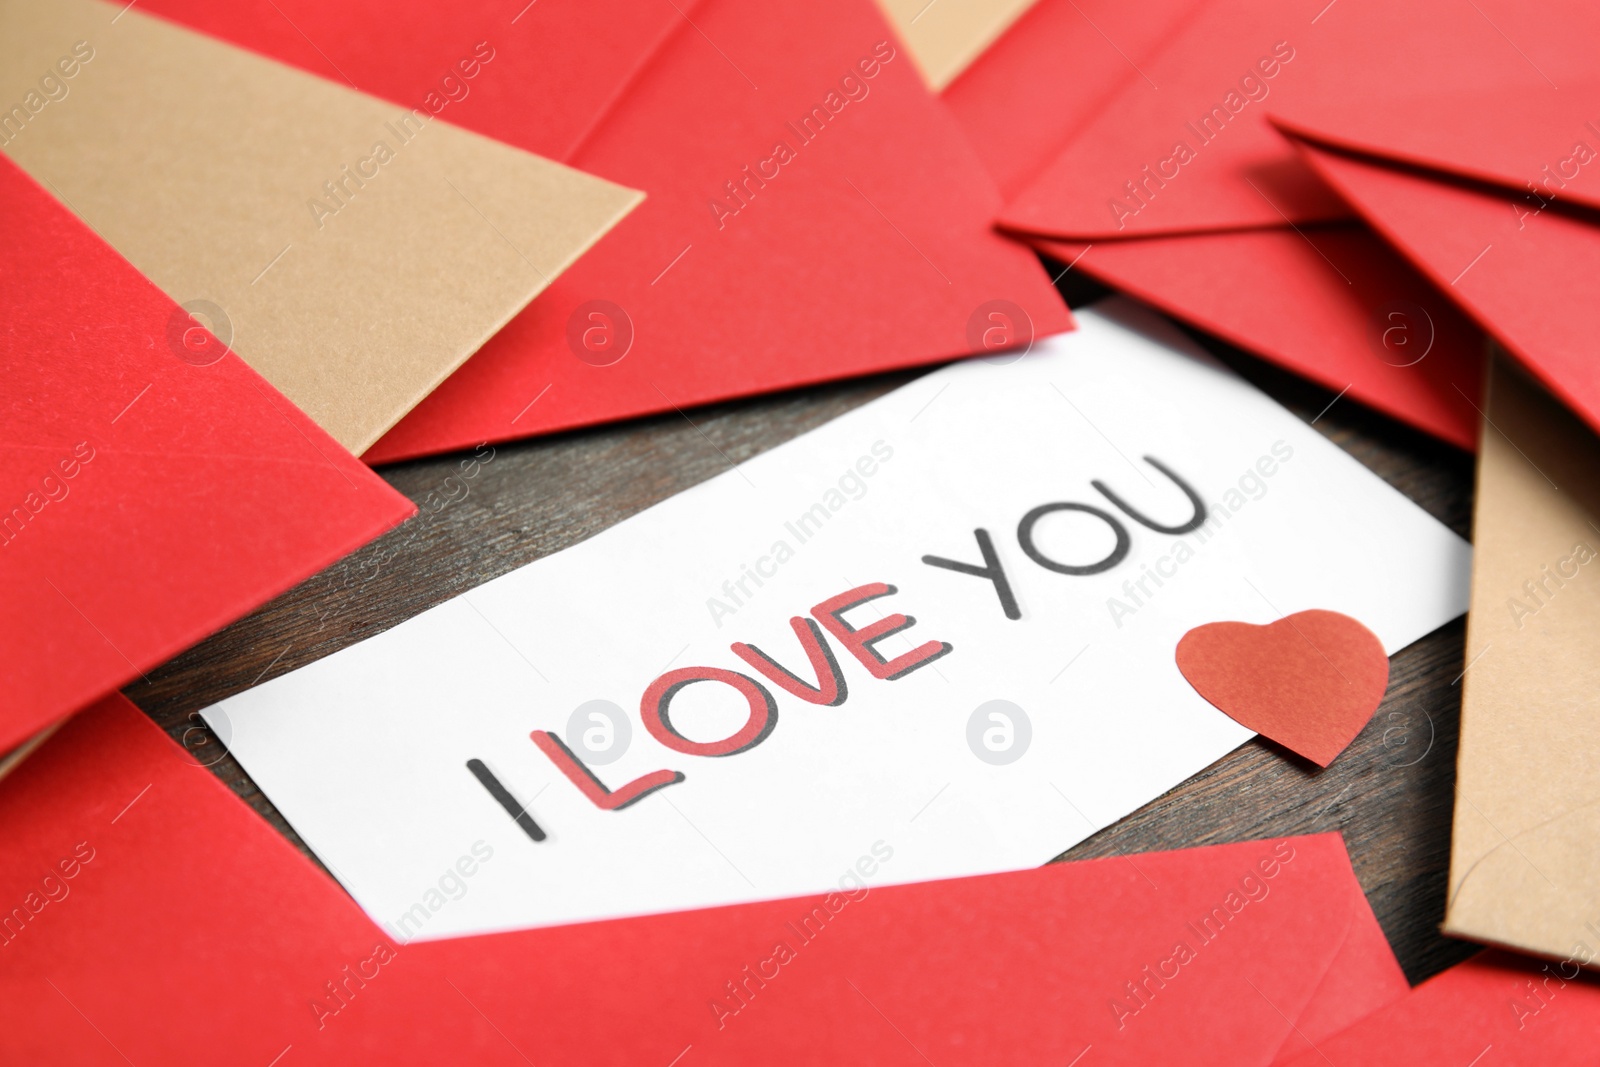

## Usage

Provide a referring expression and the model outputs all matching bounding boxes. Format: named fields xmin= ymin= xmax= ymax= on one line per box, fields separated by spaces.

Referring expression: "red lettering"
xmin=641 ymin=667 xmax=777 ymax=756
xmin=531 ymin=731 xmax=683 ymax=810
xmin=811 ymin=583 xmax=951 ymax=680
xmin=731 ymin=617 xmax=847 ymax=706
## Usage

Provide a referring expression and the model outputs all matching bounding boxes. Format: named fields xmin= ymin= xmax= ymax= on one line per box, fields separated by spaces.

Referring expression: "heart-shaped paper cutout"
xmin=1175 ymin=609 xmax=1389 ymax=767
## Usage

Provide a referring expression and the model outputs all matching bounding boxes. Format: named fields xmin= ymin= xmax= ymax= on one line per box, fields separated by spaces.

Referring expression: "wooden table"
xmin=124 ymin=274 xmax=1480 ymax=986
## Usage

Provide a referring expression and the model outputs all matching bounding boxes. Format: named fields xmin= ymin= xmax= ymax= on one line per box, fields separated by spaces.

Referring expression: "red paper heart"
xmin=1175 ymin=610 xmax=1390 ymax=767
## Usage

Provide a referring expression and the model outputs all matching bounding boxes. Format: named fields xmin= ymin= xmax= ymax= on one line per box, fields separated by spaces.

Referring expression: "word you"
xmin=1109 ymin=41 xmax=1295 ymax=230
xmin=922 ymin=453 xmax=1214 ymax=624
xmin=709 ymin=440 xmax=895 ymax=627
xmin=710 ymin=841 xmax=894 ymax=1029
xmin=307 ymin=41 xmax=496 ymax=229
xmin=386 ymin=839 xmax=496 ymax=943
xmin=1508 ymin=541 xmax=1596 ymax=629
xmin=0 ymin=40 xmax=94 ymax=146
xmin=1513 ymin=137 xmax=1597 ymax=230
xmin=1 ymin=840 xmax=96 ymax=948
xmin=1105 ymin=441 xmax=1295 ymax=627
xmin=710 ymin=40 xmax=897 ymax=230
xmin=2 ymin=440 xmax=96 ymax=548
xmin=1110 ymin=840 xmax=1296 ymax=1029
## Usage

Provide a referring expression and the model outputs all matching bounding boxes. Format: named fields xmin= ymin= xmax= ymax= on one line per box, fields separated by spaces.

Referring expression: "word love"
xmin=506 ymin=582 xmax=952 ymax=820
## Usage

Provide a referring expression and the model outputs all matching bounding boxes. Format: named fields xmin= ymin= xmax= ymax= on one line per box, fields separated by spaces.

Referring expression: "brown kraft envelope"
xmin=1448 ymin=352 xmax=1600 ymax=964
xmin=0 ymin=0 xmax=642 ymax=454
xmin=876 ymin=0 xmax=1039 ymax=90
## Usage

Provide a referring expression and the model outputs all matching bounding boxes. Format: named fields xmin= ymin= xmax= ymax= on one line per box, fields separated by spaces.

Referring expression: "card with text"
xmin=206 ymin=299 xmax=1469 ymax=939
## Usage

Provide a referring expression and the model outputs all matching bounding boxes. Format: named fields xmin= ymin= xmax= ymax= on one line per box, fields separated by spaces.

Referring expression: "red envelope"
xmin=413 ymin=831 xmax=1406 ymax=1065
xmin=940 ymin=0 xmax=1209 ymax=200
xmin=996 ymin=0 xmax=1598 ymax=240
xmin=1273 ymin=83 xmax=1600 ymax=214
xmin=2 ymin=693 xmax=1407 ymax=1065
xmin=1275 ymin=110 xmax=1600 ymax=437
xmin=0 ymin=694 xmax=507 ymax=1065
xmin=0 ymin=158 xmax=412 ymax=756
xmin=143 ymin=0 xmax=1069 ymax=464
xmin=1027 ymin=229 xmax=1484 ymax=450
xmin=1279 ymin=952 xmax=1600 ymax=1066
xmin=943 ymin=0 xmax=1490 ymax=449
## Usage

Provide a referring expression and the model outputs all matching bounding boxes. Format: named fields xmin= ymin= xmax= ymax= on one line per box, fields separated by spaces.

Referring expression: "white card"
xmin=205 ymin=299 xmax=1470 ymax=941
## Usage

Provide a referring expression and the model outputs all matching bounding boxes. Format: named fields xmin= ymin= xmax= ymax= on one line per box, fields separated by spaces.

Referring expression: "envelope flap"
xmin=1279 ymin=953 xmax=1600 ymax=1066
xmin=1029 ymin=228 xmax=1485 ymax=451
xmin=997 ymin=0 xmax=1600 ymax=241
xmin=363 ymin=0 xmax=1073 ymax=461
xmin=1271 ymin=81 xmax=1600 ymax=213
xmin=404 ymin=834 xmax=1406 ymax=1065
xmin=996 ymin=2 xmax=1347 ymax=239
xmin=942 ymin=0 xmax=1210 ymax=199
xmin=0 ymin=155 xmax=413 ymax=751
xmin=1266 ymin=861 xmax=1416 ymax=1062
xmin=1287 ymin=135 xmax=1600 ymax=439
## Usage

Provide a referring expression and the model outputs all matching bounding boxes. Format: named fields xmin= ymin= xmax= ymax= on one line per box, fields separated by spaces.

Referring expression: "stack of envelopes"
xmin=5 ymin=0 xmax=1600 ymax=1059
xmin=946 ymin=0 xmax=1600 ymax=997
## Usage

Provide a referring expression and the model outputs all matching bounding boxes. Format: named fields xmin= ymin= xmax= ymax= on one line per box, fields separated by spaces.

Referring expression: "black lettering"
xmin=921 ymin=528 xmax=1020 ymax=620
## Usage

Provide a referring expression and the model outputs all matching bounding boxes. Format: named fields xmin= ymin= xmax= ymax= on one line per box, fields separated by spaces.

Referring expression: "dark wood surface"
xmin=123 ymin=271 xmax=1482 ymax=987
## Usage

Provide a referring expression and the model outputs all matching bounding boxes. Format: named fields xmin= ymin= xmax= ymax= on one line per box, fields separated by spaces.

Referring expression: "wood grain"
xmin=122 ymin=276 xmax=1482 ymax=986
